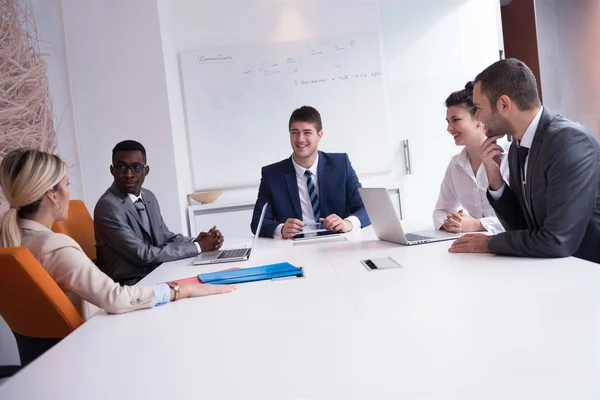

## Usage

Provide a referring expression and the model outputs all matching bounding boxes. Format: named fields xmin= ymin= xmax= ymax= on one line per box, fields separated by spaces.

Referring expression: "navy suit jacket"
xmin=251 ymin=152 xmax=371 ymax=238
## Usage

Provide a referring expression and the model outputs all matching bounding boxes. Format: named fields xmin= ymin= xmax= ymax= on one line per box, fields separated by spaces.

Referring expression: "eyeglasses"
xmin=112 ymin=163 xmax=147 ymax=174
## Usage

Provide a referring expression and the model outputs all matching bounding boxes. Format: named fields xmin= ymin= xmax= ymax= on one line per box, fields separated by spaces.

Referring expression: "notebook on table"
xmin=198 ymin=262 xmax=303 ymax=284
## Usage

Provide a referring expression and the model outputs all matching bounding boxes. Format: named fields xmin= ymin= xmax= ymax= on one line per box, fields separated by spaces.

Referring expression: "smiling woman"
xmin=432 ymin=82 xmax=510 ymax=235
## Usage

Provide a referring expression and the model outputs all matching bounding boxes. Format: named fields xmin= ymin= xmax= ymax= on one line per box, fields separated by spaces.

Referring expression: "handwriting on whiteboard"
xmin=197 ymin=54 xmax=234 ymax=64
xmin=293 ymin=72 xmax=381 ymax=86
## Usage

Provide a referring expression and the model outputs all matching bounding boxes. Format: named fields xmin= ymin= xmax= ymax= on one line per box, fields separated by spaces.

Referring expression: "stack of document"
xmin=198 ymin=262 xmax=303 ymax=284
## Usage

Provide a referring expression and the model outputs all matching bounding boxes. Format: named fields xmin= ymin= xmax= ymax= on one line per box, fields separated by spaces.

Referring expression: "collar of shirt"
xmin=453 ymin=140 xmax=511 ymax=180
xmin=518 ymin=106 xmax=543 ymax=149
xmin=454 ymin=147 xmax=484 ymax=181
xmin=291 ymin=153 xmax=319 ymax=179
xmin=127 ymin=192 xmax=143 ymax=204
xmin=455 ymin=147 xmax=471 ymax=171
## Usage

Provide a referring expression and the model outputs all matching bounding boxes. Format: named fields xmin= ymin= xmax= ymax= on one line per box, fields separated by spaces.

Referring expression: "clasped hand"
xmin=441 ymin=210 xmax=483 ymax=233
xmin=194 ymin=226 xmax=224 ymax=251
xmin=281 ymin=214 xmax=353 ymax=239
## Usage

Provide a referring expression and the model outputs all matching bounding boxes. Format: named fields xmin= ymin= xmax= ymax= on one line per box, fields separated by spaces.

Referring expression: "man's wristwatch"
xmin=167 ymin=281 xmax=180 ymax=301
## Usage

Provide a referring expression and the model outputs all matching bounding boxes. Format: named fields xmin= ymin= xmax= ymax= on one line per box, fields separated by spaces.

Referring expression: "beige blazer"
xmin=20 ymin=219 xmax=157 ymax=321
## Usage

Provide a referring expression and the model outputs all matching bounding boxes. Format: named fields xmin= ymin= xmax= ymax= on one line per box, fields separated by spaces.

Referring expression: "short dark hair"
xmin=289 ymin=106 xmax=322 ymax=132
xmin=112 ymin=140 xmax=147 ymax=163
xmin=445 ymin=81 xmax=476 ymax=116
xmin=474 ymin=58 xmax=541 ymax=111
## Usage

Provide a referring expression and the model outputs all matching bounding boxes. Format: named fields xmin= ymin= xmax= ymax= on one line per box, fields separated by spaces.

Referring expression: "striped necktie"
xmin=304 ymin=170 xmax=321 ymax=222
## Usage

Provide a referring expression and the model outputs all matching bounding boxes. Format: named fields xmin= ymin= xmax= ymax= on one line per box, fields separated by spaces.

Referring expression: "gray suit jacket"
xmin=487 ymin=108 xmax=600 ymax=263
xmin=94 ymin=184 xmax=197 ymax=279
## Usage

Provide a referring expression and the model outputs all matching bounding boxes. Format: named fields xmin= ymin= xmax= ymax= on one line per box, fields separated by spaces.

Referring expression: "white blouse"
xmin=433 ymin=142 xmax=511 ymax=234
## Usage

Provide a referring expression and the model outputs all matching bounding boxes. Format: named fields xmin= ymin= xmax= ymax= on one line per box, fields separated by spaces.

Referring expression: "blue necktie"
xmin=304 ymin=170 xmax=321 ymax=222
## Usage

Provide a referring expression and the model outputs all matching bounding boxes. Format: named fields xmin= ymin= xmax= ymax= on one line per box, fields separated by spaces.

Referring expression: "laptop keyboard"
xmin=217 ymin=248 xmax=249 ymax=259
xmin=405 ymin=233 xmax=434 ymax=242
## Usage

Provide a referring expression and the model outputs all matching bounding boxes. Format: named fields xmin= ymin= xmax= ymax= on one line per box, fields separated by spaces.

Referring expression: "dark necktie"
xmin=304 ymin=170 xmax=321 ymax=222
xmin=517 ymin=145 xmax=529 ymax=180
xmin=134 ymin=199 xmax=152 ymax=234
xmin=516 ymin=144 xmax=536 ymax=225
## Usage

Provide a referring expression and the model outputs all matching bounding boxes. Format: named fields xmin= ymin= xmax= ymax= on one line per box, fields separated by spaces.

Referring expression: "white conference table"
xmin=1 ymin=225 xmax=600 ymax=399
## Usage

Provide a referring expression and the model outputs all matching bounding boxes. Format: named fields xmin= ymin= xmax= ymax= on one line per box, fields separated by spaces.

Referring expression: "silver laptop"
xmin=192 ymin=203 xmax=267 ymax=265
xmin=359 ymin=188 xmax=460 ymax=245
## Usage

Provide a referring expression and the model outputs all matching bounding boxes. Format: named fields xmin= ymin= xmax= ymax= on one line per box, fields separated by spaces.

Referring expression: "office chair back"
xmin=0 ymin=248 xmax=83 ymax=366
xmin=52 ymin=199 xmax=96 ymax=260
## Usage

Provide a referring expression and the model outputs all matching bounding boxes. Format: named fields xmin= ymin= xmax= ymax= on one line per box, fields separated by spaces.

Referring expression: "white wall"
xmin=7 ymin=0 xmax=503 ymax=229
xmin=156 ymin=0 xmax=195 ymax=233
xmin=157 ymin=0 xmax=501 ymax=221
xmin=377 ymin=0 xmax=501 ymax=219
xmin=56 ymin=0 xmax=502 ymax=229
xmin=61 ymin=0 xmax=186 ymax=233
xmin=28 ymin=0 xmax=83 ymax=200
xmin=535 ymin=0 xmax=600 ymax=140
xmin=161 ymin=0 xmax=402 ymax=213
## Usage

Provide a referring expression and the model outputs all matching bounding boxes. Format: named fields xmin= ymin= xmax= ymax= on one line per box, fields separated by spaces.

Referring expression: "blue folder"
xmin=198 ymin=262 xmax=303 ymax=285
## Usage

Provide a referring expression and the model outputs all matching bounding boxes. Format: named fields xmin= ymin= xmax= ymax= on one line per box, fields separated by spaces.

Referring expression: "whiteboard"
xmin=180 ymin=32 xmax=393 ymax=190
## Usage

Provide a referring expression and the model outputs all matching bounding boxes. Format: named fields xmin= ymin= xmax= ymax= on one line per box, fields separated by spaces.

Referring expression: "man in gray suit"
xmin=94 ymin=140 xmax=224 ymax=281
xmin=449 ymin=58 xmax=600 ymax=263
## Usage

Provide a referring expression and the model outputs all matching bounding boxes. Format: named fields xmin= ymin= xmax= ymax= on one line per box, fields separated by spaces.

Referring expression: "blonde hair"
xmin=0 ymin=149 xmax=66 ymax=247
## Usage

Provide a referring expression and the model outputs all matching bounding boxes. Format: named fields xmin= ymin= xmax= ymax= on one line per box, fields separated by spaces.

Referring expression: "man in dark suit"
xmin=95 ymin=140 xmax=224 ymax=281
xmin=251 ymin=106 xmax=370 ymax=238
xmin=449 ymin=58 xmax=600 ymax=263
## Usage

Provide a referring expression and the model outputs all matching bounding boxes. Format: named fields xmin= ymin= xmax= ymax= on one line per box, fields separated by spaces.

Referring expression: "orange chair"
xmin=52 ymin=199 xmax=145 ymax=285
xmin=52 ymin=199 xmax=96 ymax=260
xmin=0 ymin=248 xmax=83 ymax=366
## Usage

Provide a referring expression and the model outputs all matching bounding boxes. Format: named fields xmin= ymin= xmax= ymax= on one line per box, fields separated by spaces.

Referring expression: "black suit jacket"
xmin=487 ymin=108 xmax=600 ymax=263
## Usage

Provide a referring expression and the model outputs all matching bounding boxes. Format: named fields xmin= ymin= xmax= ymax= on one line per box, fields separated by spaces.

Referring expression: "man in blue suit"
xmin=251 ymin=106 xmax=370 ymax=238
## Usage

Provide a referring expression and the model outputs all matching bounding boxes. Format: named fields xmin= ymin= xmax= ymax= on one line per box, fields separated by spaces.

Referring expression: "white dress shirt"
xmin=433 ymin=142 xmax=511 ymax=234
xmin=489 ymin=106 xmax=543 ymax=200
xmin=274 ymin=154 xmax=361 ymax=238
xmin=127 ymin=193 xmax=201 ymax=253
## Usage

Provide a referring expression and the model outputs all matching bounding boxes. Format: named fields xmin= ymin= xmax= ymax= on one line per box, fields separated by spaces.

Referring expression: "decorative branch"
xmin=0 ymin=0 xmax=57 ymax=212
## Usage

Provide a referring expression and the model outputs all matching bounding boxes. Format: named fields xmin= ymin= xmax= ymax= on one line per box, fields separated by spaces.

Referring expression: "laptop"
xmin=192 ymin=203 xmax=267 ymax=265
xmin=359 ymin=188 xmax=460 ymax=245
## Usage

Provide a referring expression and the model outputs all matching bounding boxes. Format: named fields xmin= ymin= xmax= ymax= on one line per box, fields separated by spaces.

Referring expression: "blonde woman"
xmin=0 ymin=149 xmax=234 ymax=320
